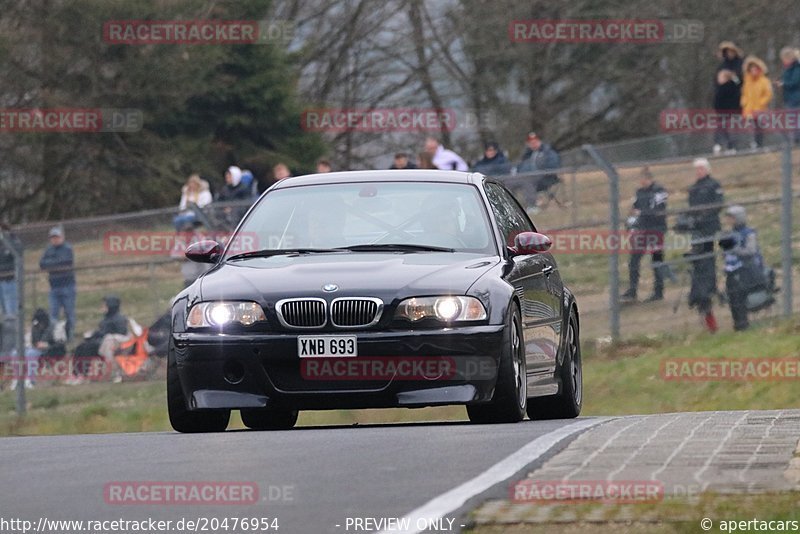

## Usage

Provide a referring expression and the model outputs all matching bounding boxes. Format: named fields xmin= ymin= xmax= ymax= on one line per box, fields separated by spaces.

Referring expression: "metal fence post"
xmin=15 ymin=244 xmax=25 ymax=416
xmin=582 ymin=144 xmax=621 ymax=341
xmin=0 ymin=232 xmax=25 ymax=415
xmin=148 ymin=261 xmax=158 ymax=319
xmin=781 ymin=139 xmax=793 ymax=317
xmin=570 ymin=169 xmax=578 ymax=226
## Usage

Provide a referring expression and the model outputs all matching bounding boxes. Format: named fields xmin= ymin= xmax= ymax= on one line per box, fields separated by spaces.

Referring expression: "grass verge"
xmin=0 ymin=320 xmax=798 ymax=436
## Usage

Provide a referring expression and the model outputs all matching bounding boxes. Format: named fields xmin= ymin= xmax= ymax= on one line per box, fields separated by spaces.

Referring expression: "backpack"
xmin=746 ymin=265 xmax=778 ymax=312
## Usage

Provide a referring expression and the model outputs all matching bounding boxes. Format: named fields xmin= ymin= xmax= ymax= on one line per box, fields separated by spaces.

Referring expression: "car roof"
xmin=271 ymin=169 xmax=485 ymax=189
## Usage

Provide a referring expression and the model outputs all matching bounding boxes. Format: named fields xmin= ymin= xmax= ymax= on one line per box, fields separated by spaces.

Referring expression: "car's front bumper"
xmin=172 ymin=325 xmax=505 ymax=411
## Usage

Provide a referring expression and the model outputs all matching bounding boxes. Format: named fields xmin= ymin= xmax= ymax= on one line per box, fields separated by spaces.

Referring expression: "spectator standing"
xmin=217 ymin=166 xmax=253 ymax=228
xmin=516 ymin=132 xmax=561 ymax=210
xmin=0 ymin=222 xmax=21 ymax=318
xmin=39 ymin=226 xmax=76 ymax=340
xmin=316 ymin=159 xmax=332 ymax=173
xmin=621 ymin=167 xmax=669 ymax=302
xmin=685 ymin=158 xmax=724 ymax=333
xmin=417 ymin=152 xmax=437 ymax=169
xmin=239 ymin=169 xmax=257 ymax=198
xmin=389 ymin=153 xmax=417 ymax=169
xmin=217 ymin=166 xmax=251 ymax=202
xmin=713 ymin=70 xmax=742 ymax=154
xmin=273 ymin=163 xmax=292 ymax=181
xmin=423 ymin=137 xmax=468 ymax=171
xmin=471 ymin=141 xmax=511 ymax=175
xmin=173 ymin=174 xmax=213 ymax=231
xmin=778 ymin=47 xmax=800 ymax=144
xmin=716 ymin=41 xmax=744 ymax=81
xmin=741 ymin=56 xmax=773 ymax=149
xmin=719 ymin=206 xmax=763 ymax=331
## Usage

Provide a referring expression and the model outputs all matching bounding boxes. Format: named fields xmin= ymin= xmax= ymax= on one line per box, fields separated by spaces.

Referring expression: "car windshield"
xmin=225 ymin=181 xmax=496 ymax=258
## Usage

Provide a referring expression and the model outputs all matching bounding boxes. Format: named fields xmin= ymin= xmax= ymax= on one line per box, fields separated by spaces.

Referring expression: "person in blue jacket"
xmin=719 ymin=206 xmax=764 ymax=331
xmin=39 ymin=226 xmax=76 ymax=340
xmin=778 ymin=47 xmax=800 ymax=144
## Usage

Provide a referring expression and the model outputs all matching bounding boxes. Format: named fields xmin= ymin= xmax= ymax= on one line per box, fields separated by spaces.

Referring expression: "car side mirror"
xmin=185 ymin=240 xmax=222 ymax=264
xmin=509 ymin=232 xmax=552 ymax=256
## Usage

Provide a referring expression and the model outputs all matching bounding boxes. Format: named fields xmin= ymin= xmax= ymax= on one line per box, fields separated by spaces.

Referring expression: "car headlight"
xmin=187 ymin=301 xmax=266 ymax=328
xmin=395 ymin=296 xmax=487 ymax=323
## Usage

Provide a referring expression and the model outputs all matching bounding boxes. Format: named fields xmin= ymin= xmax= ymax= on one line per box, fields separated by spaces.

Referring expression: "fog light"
xmin=223 ymin=359 xmax=245 ymax=385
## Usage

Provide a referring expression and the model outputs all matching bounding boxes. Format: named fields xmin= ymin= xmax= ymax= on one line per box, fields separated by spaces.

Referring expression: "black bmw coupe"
xmin=168 ymin=170 xmax=582 ymax=432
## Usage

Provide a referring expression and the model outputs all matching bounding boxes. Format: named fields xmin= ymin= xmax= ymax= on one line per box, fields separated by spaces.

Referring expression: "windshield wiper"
xmin=226 ymin=248 xmax=347 ymax=261
xmin=337 ymin=243 xmax=455 ymax=253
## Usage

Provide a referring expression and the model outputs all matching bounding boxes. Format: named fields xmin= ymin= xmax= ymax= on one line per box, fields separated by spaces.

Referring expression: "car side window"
xmin=485 ymin=183 xmax=534 ymax=247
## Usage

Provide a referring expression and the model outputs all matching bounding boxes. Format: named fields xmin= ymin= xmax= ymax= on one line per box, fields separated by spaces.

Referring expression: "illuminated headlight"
xmin=187 ymin=301 xmax=266 ymax=328
xmin=395 ymin=296 xmax=487 ymax=323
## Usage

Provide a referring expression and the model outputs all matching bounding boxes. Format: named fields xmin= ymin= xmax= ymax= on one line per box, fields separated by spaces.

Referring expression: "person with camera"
xmin=718 ymin=205 xmax=767 ymax=331
xmin=621 ymin=167 xmax=669 ymax=302
xmin=679 ymin=158 xmax=724 ymax=332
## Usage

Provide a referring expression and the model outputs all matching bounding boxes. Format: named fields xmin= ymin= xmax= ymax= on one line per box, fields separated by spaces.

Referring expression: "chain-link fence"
xmin=501 ymin=141 xmax=798 ymax=344
xmin=1 ymin=139 xmax=797 ymax=364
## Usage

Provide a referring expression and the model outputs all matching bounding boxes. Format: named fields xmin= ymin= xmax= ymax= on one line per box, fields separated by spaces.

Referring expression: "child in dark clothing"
xmin=713 ymin=69 xmax=741 ymax=153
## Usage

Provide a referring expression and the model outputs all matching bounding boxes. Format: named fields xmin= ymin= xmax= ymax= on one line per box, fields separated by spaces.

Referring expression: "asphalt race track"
xmin=2 ymin=411 xmax=799 ymax=534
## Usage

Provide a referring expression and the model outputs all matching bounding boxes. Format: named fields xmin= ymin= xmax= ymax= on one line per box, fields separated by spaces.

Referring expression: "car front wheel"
xmin=467 ymin=302 xmax=527 ymax=424
xmin=167 ymin=340 xmax=230 ymax=433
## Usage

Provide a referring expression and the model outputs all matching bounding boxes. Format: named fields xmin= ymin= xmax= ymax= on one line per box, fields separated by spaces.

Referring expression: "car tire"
xmin=467 ymin=302 xmax=526 ymax=424
xmin=526 ymin=307 xmax=582 ymax=420
xmin=167 ymin=340 xmax=230 ymax=433
xmin=241 ymin=407 xmax=299 ymax=431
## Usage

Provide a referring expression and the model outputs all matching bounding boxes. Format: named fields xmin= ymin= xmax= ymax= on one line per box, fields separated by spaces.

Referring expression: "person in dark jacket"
xmin=713 ymin=42 xmax=744 ymax=154
xmin=684 ymin=158 xmax=724 ymax=332
xmin=716 ymin=41 xmax=744 ymax=80
xmin=517 ymin=132 xmax=561 ymax=210
xmin=778 ymin=47 xmax=800 ymax=144
xmin=13 ymin=308 xmax=68 ymax=389
xmin=11 ymin=308 xmax=68 ymax=389
xmin=217 ymin=166 xmax=252 ymax=202
xmin=719 ymin=206 xmax=763 ymax=331
xmin=217 ymin=166 xmax=253 ymax=228
xmin=713 ymin=69 xmax=742 ymax=153
xmin=93 ymin=295 xmax=128 ymax=339
xmin=31 ymin=308 xmax=65 ymax=358
xmin=389 ymin=153 xmax=417 ymax=170
xmin=0 ymin=222 xmax=21 ymax=318
xmin=472 ymin=141 xmax=511 ymax=176
xmin=621 ymin=167 xmax=669 ymax=302
xmin=39 ymin=226 xmax=76 ymax=340
xmin=69 ymin=295 xmax=129 ymax=384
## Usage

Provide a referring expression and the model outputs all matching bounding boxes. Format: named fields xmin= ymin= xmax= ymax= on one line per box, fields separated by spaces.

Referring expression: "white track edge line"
xmin=376 ymin=417 xmax=610 ymax=534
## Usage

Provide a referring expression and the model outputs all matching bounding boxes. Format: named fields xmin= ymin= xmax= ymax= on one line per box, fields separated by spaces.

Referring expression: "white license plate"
xmin=297 ymin=335 xmax=358 ymax=358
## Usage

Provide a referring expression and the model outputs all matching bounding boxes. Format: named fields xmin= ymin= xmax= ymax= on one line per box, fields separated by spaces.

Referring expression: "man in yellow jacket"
xmin=740 ymin=55 xmax=773 ymax=148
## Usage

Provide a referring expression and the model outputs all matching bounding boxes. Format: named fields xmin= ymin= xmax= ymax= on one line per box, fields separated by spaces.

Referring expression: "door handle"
xmin=542 ymin=265 xmax=554 ymax=276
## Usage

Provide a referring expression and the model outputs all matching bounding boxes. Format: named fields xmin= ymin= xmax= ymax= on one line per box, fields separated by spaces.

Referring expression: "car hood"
xmin=199 ymin=252 xmax=500 ymax=302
